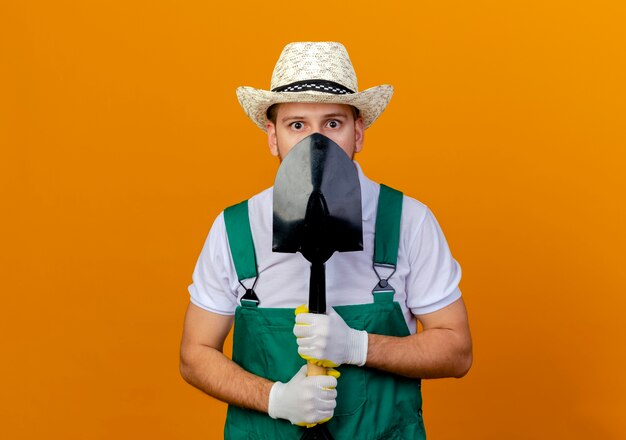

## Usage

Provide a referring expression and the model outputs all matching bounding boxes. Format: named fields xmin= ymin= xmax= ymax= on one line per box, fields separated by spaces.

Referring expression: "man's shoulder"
xmin=357 ymin=164 xmax=428 ymax=221
xmin=249 ymin=186 xmax=273 ymax=205
xmin=218 ymin=187 xmax=273 ymax=230
xmin=401 ymin=192 xmax=429 ymax=219
xmin=222 ymin=186 xmax=273 ymax=210
xmin=374 ymin=181 xmax=430 ymax=224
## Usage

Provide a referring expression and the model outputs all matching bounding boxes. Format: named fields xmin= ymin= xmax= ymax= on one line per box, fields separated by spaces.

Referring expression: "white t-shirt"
xmin=188 ymin=162 xmax=462 ymax=334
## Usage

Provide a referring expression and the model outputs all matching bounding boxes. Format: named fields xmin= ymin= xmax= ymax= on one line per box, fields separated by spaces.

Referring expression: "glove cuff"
xmin=267 ymin=381 xmax=285 ymax=419
xmin=349 ymin=329 xmax=369 ymax=366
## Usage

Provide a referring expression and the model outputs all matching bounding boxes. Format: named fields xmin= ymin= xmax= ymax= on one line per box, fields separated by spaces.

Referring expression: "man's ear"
xmin=354 ymin=117 xmax=365 ymax=153
xmin=266 ymin=121 xmax=279 ymax=156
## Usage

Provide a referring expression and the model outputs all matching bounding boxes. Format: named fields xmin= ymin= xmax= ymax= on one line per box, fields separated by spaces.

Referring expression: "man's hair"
xmin=266 ymin=104 xmax=361 ymax=124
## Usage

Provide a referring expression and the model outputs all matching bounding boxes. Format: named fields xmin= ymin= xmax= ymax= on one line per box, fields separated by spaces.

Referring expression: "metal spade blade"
xmin=273 ymin=132 xmax=363 ymax=261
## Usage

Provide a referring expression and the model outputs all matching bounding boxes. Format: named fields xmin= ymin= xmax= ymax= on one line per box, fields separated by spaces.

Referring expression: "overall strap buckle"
xmin=239 ymin=280 xmax=260 ymax=307
xmin=240 ymin=288 xmax=260 ymax=307
xmin=372 ymin=263 xmax=396 ymax=303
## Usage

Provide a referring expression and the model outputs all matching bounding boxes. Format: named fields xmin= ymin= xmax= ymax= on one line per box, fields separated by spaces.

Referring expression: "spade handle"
xmin=307 ymin=362 xmax=327 ymax=376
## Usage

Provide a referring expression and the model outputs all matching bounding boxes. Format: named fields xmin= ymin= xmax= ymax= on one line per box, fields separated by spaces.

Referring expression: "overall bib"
xmin=223 ymin=185 xmax=426 ymax=440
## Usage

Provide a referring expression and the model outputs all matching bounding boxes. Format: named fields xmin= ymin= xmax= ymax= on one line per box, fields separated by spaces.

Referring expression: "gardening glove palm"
xmin=268 ymin=365 xmax=338 ymax=427
xmin=294 ymin=306 xmax=368 ymax=367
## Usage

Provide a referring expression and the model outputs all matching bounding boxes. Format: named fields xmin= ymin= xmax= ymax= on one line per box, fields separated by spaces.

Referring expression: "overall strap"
xmin=373 ymin=184 xmax=403 ymax=303
xmin=223 ymin=200 xmax=260 ymax=307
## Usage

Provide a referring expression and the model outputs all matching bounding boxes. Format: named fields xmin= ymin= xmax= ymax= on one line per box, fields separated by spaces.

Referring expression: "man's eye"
xmin=327 ymin=120 xmax=340 ymax=128
xmin=291 ymin=122 xmax=304 ymax=130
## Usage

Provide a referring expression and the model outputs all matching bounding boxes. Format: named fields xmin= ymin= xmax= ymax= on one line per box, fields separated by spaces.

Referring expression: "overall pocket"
xmin=257 ymin=322 xmax=305 ymax=383
xmin=332 ymin=313 xmax=367 ymax=417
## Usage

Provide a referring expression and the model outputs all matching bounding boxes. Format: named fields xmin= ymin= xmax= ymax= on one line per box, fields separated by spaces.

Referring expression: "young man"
xmin=180 ymin=42 xmax=472 ymax=439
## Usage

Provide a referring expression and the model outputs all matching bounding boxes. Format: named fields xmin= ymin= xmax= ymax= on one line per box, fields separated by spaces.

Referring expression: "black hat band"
xmin=271 ymin=80 xmax=355 ymax=95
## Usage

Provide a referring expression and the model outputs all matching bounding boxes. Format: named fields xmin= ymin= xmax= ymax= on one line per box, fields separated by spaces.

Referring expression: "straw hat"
xmin=236 ymin=42 xmax=394 ymax=131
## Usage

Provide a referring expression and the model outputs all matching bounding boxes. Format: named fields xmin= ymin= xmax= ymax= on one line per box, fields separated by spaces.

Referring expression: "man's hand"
xmin=294 ymin=306 xmax=368 ymax=367
xmin=268 ymin=365 xmax=338 ymax=427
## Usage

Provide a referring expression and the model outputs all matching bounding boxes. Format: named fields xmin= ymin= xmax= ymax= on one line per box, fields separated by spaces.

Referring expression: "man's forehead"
xmin=276 ymin=102 xmax=352 ymax=117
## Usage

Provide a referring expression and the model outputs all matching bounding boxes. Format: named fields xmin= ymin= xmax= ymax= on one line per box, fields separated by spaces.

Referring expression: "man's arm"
xmin=179 ymin=302 xmax=273 ymax=412
xmin=366 ymin=297 xmax=472 ymax=379
xmin=295 ymin=297 xmax=472 ymax=379
xmin=180 ymin=302 xmax=339 ymax=426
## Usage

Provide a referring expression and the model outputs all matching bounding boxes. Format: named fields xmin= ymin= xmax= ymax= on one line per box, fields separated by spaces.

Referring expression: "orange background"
xmin=1 ymin=1 xmax=625 ymax=439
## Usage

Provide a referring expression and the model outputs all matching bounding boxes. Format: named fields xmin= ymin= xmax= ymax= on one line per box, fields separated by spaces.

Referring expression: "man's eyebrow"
xmin=281 ymin=115 xmax=306 ymax=123
xmin=280 ymin=112 xmax=349 ymax=123
xmin=321 ymin=112 xmax=349 ymax=119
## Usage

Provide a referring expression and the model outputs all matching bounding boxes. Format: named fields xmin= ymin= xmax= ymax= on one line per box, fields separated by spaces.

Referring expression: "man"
xmin=180 ymin=42 xmax=472 ymax=439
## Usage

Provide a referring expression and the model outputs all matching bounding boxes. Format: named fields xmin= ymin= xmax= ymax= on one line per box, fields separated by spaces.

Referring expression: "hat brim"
xmin=236 ymin=85 xmax=394 ymax=131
